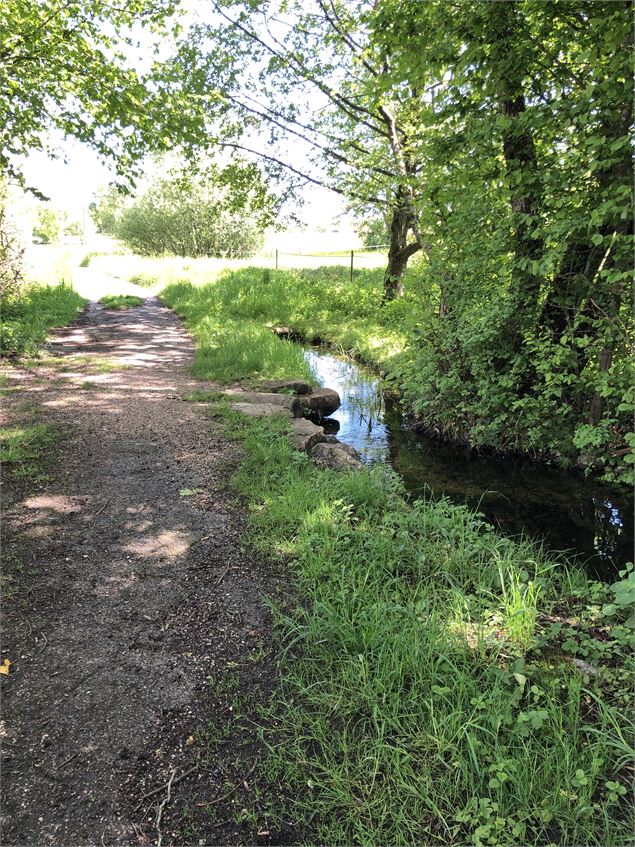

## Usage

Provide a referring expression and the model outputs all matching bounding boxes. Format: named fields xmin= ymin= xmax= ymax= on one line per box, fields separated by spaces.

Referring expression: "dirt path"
xmin=1 ymin=299 xmax=279 ymax=846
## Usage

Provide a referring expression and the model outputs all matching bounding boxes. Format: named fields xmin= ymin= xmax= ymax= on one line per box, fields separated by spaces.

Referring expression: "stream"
xmin=306 ymin=348 xmax=634 ymax=579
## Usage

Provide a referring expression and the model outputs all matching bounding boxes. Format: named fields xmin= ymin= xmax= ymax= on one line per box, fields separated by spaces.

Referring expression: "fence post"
xmin=350 ymin=250 xmax=354 ymax=283
xmin=275 ymin=248 xmax=279 ymax=270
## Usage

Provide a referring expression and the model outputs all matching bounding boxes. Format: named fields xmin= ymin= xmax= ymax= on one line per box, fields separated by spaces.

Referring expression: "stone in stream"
xmin=230 ymin=402 xmax=294 ymax=418
xmin=259 ymin=378 xmax=313 ymax=396
xmin=300 ymin=387 xmax=341 ymax=417
xmin=309 ymin=441 xmax=363 ymax=471
xmin=223 ymin=389 xmax=303 ymax=417
xmin=290 ymin=419 xmax=327 ymax=453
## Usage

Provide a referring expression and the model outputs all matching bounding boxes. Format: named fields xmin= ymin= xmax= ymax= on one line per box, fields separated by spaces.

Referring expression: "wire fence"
xmin=272 ymin=244 xmax=389 ymax=279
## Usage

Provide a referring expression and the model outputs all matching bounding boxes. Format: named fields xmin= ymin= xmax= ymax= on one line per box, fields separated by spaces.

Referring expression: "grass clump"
xmin=161 ymin=280 xmax=315 ymax=384
xmin=1 ymin=282 xmax=86 ymax=358
xmin=213 ymin=410 xmax=634 ymax=846
xmin=99 ymin=294 xmax=144 ymax=309
xmin=0 ymin=422 xmax=57 ymax=479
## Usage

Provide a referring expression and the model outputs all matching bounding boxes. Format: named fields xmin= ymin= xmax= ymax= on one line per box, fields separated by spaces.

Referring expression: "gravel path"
xmin=1 ymin=299 xmax=277 ymax=846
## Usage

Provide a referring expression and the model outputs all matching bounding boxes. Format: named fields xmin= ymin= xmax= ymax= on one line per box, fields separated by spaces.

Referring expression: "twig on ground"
xmin=95 ymin=498 xmax=111 ymax=516
xmin=196 ymin=760 xmax=257 ymax=808
xmin=155 ymin=767 xmax=177 ymax=847
xmin=215 ymin=566 xmax=231 ymax=586
xmin=136 ymin=763 xmax=199 ymax=809
xmin=38 ymin=631 xmax=48 ymax=653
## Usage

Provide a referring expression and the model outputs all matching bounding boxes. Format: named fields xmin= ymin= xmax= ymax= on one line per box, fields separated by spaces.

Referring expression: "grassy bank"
xmin=214 ymin=409 xmax=634 ymax=846
xmin=161 ymin=266 xmax=410 ymax=374
xmin=160 ymin=275 xmax=633 ymax=845
xmin=159 ymin=264 xmax=633 ymax=484
xmin=1 ymin=281 xmax=86 ymax=357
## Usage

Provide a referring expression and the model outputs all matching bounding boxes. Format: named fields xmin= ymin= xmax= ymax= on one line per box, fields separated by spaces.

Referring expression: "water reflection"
xmin=305 ymin=349 xmax=634 ymax=579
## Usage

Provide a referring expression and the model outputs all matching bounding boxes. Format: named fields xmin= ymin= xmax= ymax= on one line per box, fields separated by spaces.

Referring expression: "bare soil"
xmin=1 ymin=299 xmax=288 ymax=846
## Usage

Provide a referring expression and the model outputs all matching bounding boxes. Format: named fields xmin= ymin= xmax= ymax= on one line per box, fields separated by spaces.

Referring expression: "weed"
xmin=184 ymin=389 xmax=224 ymax=402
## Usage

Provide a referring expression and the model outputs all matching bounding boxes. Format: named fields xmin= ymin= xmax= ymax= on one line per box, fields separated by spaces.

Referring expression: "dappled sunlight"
xmin=121 ymin=528 xmax=194 ymax=560
xmin=23 ymin=493 xmax=84 ymax=514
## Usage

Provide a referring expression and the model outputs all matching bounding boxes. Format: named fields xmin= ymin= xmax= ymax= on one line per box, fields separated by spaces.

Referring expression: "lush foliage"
xmin=199 ymin=404 xmax=634 ymax=846
xmin=92 ymin=166 xmax=274 ymax=258
xmin=173 ymin=0 xmax=633 ymax=481
xmin=0 ymin=0 xmax=213 ymax=193
xmin=160 ymin=264 xmax=632 ymax=482
xmin=1 ymin=282 xmax=86 ymax=357
xmin=0 ymin=190 xmax=25 ymax=301
xmin=32 ymin=207 xmax=60 ymax=244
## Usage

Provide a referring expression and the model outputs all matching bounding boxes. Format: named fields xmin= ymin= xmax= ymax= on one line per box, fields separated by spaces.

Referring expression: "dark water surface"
xmin=306 ymin=349 xmax=634 ymax=579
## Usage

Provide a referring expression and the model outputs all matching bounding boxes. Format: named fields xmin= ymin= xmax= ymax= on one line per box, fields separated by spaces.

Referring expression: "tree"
xmin=0 ymin=183 xmax=24 ymax=301
xmin=365 ymin=0 xmax=633 ymax=479
xmin=89 ymin=186 xmax=125 ymax=235
xmin=32 ymin=206 xmax=60 ymax=244
xmin=0 ymin=0 xmax=212 ymax=195
xmin=177 ymin=0 xmax=428 ymax=299
xmin=110 ymin=164 xmax=276 ymax=258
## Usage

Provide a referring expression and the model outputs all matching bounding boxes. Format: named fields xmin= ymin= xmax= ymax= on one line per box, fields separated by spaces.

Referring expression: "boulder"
xmin=259 ymin=379 xmax=313 ymax=396
xmin=309 ymin=441 xmax=363 ymax=471
xmin=300 ymin=387 xmax=341 ymax=417
xmin=290 ymin=419 xmax=327 ymax=453
xmin=223 ymin=389 xmax=303 ymax=417
xmin=230 ymin=402 xmax=294 ymax=418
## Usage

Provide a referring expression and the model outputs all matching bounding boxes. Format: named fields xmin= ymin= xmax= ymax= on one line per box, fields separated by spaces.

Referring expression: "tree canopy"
xmin=0 ymin=0 xmax=209 ymax=194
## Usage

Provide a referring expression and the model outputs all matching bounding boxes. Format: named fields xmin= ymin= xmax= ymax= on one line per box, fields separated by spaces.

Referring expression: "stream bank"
xmin=305 ymin=348 xmax=634 ymax=578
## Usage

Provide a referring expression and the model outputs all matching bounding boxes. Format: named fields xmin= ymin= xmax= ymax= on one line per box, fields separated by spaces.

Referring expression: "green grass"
xmin=212 ymin=410 xmax=634 ymax=847
xmin=161 ymin=265 xmax=410 ymax=372
xmin=161 ymin=276 xmax=316 ymax=383
xmin=0 ymin=422 xmax=57 ymax=479
xmin=151 ymin=257 xmax=633 ymax=842
xmin=99 ymin=294 xmax=144 ymax=309
xmin=1 ymin=282 xmax=86 ymax=358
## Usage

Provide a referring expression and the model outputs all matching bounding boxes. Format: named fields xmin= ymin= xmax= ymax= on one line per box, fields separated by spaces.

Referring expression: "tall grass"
xmin=161 ymin=264 xmax=414 ymax=372
xmin=1 ymin=282 xmax=86 ymax=357
xmin=161 ymin=278 xmax=315 ymax=383
xmin=213 ymin=412 xmax=634 ymax=846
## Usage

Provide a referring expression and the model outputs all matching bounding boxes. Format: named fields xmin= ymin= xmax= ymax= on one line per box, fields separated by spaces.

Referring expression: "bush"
xmin=94 ymin=163 xmax=276 ymax=259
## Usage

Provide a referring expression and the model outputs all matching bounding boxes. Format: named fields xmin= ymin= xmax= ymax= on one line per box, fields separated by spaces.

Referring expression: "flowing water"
xmin=306 ymin=348 xmax=634 ymax=579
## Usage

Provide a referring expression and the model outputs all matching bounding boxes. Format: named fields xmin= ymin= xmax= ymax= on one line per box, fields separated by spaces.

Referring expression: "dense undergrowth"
xmin=1 ymin=281 xmax=86 ymax=357
xmin=160 ymin=265 xmax=633 ymax=484
xmin=214 ymin=409 xmax=634 ymax=846
xmin=161 ymin=274 xmax=634 ymax=844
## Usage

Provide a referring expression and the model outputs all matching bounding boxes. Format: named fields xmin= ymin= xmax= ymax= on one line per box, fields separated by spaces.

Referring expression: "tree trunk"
xmin=485 ymin=2 xmax=543 ymax=340
xmin=382 ymin=196 xmax=421 ymax=301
